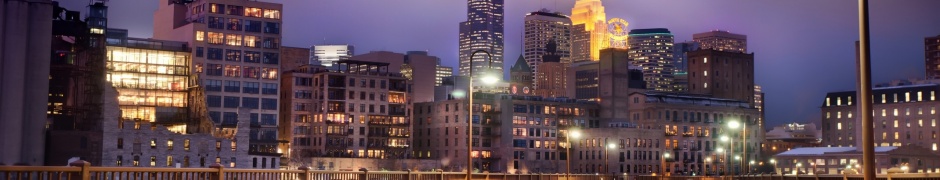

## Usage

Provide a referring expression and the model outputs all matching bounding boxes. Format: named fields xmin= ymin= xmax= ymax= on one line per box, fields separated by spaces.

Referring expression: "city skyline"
xmin=56 ymin=0 xmax=940 ymax=129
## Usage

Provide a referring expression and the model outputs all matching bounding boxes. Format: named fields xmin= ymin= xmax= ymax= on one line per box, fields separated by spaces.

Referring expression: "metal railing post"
xmin=360 ymin=168 xmax=369 ymax=180
xmin=299 ymin=166 xmax=311 ymax=180
xmin=69 ymin=160 xmax=91 ymax=180
xmin=209 ymin=163 xmax=224 ymax=180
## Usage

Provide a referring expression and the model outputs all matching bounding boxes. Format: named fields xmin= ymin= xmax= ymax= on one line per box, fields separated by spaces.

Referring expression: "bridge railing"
xmin=4 ymin=161 xmax=940 ymax=180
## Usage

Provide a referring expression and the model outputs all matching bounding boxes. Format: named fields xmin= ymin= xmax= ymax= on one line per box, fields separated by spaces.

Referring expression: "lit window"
xmin=826 ymin=112 xmax=830 ymax=119
xmin=919 ymin=120 xmax=924 ymax=127
xmin=207 ymin=32 xmax=224 ymax=44
xmin=704 ymin=83 xmax=708 ymax=88
xmin=704 ymin=71 xmax=708 ymax=77
xmin=244 ymin=35 xmax=259 ymax=47
xmin=196 ymin=31 xmax=204 ymax=41
xmin=837 ymin=123 xmax=842 ymax=130
xmin=263 ymin=9 xmax=281 ymax=19
xmin=167 ymin=139 xmax=174 ymax=150
xmin=881 ymin=109 xmax=886 ymax=117
xmin=150 ymin=139 xmax=156 ymax=149
xmin=837 ymin=112 xmax=842 ymax=119
xmin=826 ymin=98 xmax=830 ymax=106
xmin=934 ymin=143 xmax=938 ymax=151
xmin=848 ymin=96 xmax=852 ymax=105
xmin=906 ymin=92 xmax=910 ymax=102
xmin=894 ymin=132 xmax=899 ymax=140
xmin=918 ymin=91 xmax=923 ymax=101
xmin=231 ymin=140 xmax=237 ymax=152
xmin=847 ymin=112 xmax=852 ymax=118
xmin=244 ymin=7 xmax=262 ymax=17
xmin=837 ymin=97 xmax=842 ymax=106
xmin=225 ymin=34 xmax=242 ymax=46
xmin=894 ymin=120 xmax=898 ymax=128
xmin=881 ymin=94 xmax=886 ymax=103
xmin=704 ymin=58 xmax=708 ymax=63
xmin=893 ymin=109 xmax=898 ymax=116
xmin=150 ymin=156 xmax=157 ymax=167
xmin=184 ymin=139 xmax=190 ymax=151
xmin=167 ymin=156 xmax=173 ymax=167
xmin=932 ymin=91 xmax=936 ymax=101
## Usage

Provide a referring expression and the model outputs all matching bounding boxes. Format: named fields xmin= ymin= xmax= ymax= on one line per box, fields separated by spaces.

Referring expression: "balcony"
xmin=326 ymin=131 xmax=349 ymax=136
xmin=482 ymin=119 xmax=501 ymax=126
xmin=368 ymin=121 xmax=409 ymax=126
xmin=389 ymin=133 xmax=410 ymax=138
xmin=665 ymin=131 xmax=678 ymax=136
xmin=325 ymin=120 xmax=349 ymax=125
xmin=683 ymin=159 xmax=695 ymax=164
xmin=682 ymin=133 xmax=694 ymax=137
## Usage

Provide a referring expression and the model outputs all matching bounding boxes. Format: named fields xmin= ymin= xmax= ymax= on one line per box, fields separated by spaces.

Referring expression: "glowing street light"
xmin=466 ymin=50 xmax=498 ymax=180
xmin=565 ymin=129 xmax=581 ymax=180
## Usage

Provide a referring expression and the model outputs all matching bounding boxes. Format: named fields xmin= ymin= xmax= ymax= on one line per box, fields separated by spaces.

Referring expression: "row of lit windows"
xmin=196 ymin=31 xmax=279 ymax=49
xmin=827 ymin=107 xmax=937 ymax=119
xmin=206 ymin=3 xmax=280 ymax=19
xmin=825 ymin=91 xmax=937 ymax=106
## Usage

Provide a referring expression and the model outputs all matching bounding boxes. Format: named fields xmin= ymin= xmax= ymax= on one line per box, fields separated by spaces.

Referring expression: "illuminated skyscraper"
xmin=570 ymin=0 xmax=608 ymax=62
xmin=926 ymin=35 xmax=940 ymax=79
xmin=523 ymin=10 xmax=571 ymax=79
xmin=693 ymin=30 xmax=747 ymax=53
xmin=458 ymin=0 xmax=504 ymax=80
xmin=628 ymin=28 xmax=675 ymax=92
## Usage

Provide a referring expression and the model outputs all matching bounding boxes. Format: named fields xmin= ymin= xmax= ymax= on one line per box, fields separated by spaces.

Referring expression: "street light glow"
xmin=716 ymin=147 xmax=724 ymax=153
xmin=481 ymin=74 xmax=499 ymax=85
xmin=608 ymin=143 xmax=616 ymax=149
xmin=728 ymin=120 xmax=741 ymax=129
xmin=720 ymin=136 xmax=729 ymax=142
xmin=664 ymin=153 xmax=670 ymax=158
xmin=570 ymin=130 xmax=581 ymax=138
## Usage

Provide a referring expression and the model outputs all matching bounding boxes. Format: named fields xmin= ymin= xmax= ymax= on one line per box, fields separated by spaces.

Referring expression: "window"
xmin=244 ymin=51 xmax=261 ymax=63
xmin=230 ymin=157 xmax=236 ymax=167
xmin=184 ymin=139 xmax=190 ymax=151
xmin=150 ymin=139 xmax=157 ymax=149
xmin=195 ymin=31 xmax=204 ymax=41
xmin=117 ymin=138 xmax=124 ymax=149
xmin=224 ymin=96 xmax=240 ymax=108
xmin=166 ymin=156 xmax=173 ymax=167
xmin=150 ymin=156 xmax=156 ymax=167
xmin=205 ymin=79 xmax=222 ymax=91
xmin=207 ymin=95 xmax=222 ymax=107
xmin=264 ymin=22 xmax=280 ymax=34
xmin=263 ymin=38 xmax=279 ymax=49
xmin=224 ymin=65 xmax=241 ymax=77
xmin=242 ymin=97 xmax=259 ymax=109
xmin=207 ymin=32 xmax=224 ymax=44
xmin=116 ymin=156 xmax=123 ymax=166
xmin=244 ymin=35 xmax=259 ymax=48
xmin=209 ymin=3 xmax=224 ymax=14
xmin=243 ymin=67 xmax=260 ymax=79
xmin=225 ymin=35 xmax=243 ymax=47
xmin=226 ymin=5 xmax=243 ymax=15
xmin=244 ymin=20 xmax=262 ymax=32
xmin=263 ymin=9 xmax=281 ymax=19
xmin=167 ymin=139 xmax=174 ymax=150
xmin=262 ymin=83 xmax=278 ymax=95
xmin=261 ymin=114 xmax=277 ymax=125
xmin=261 ymin=68 xmax=278 ymax=79
xmin=208 ymin=17 xmax=224 ymax=29
xmin=243 ymin=82 xmax=260 ymax=94
xmin=223 ymin=112 xmax=238 ymax=124
xmin=261 ymin=98 xmax=277 ymax=110
xmin=224 ymin=80 xmax=240 ymax=92
xmin=207 ymin=48 xmax=223 ymax=60
xmin=195 ymin=47 xmax=204 ymax=57
xmin=244 ymin=7 xmax=262 ymax=17
xmin=262 ymin=52 xmax=279 ymax=64
xmin=227 ymin=18 xmax=242 ymax=31
xmin=837 ymin=122 xmax=842 ymax=130
xmin=209 ymin=111 xmax=221 ymax=123
xmin=133 ymin=156 xmax=140 ymax=166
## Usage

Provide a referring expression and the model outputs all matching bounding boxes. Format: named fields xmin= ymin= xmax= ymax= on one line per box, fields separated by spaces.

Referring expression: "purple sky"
xmin=60 ymin=0 xmax=940 ymax=128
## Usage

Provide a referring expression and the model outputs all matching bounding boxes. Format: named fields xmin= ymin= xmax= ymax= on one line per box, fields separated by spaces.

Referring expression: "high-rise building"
xmin=628 ymin=28 xmax=675 ymax=92
xmin=686 ymin=49 xmax=755 ymax=104
xmin=279 ymin=62 xmax=411 ymax=164
xmin=693 ymin=30 xmax=747 ymax=53
xmin=534 ymin=41 xmax=568 ymax=98
xmin=436 ymin=65 xmax=454 ymax=87
xmin=282 ymin=46 xmax=311 ymax=71
xmin=523 ymin=10 xmax=571 ymax=80
xmin=672 ymin=42 xmax=699 ymax=92
xmin=570 ymin=0 xmax=608 ymax=62
xmin=926 ymin=35 xmax=940 ymax=79
xmin=755 ymin=85 xmax=765 ymax=126
xmin=458 ymin=0 xmax=504 ymax=80
xmin=154 ymin=0 xmax=285 ymax=168
xmin=311 ymin=45 xmax=354 ymax=67
xmin=352 ymin=51 xmax=439 ymax=103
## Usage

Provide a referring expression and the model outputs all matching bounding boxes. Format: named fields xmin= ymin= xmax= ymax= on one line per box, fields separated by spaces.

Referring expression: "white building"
xmin=310 ymin=45 xmax=354 ymax=67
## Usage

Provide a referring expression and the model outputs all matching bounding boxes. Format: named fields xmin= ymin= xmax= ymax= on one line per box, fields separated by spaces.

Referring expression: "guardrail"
xmin=4 ymin=161 xmax=940 ymax=180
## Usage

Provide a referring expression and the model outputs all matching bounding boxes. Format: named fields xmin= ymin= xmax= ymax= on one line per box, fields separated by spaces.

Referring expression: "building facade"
xmin=820 ymin=82 xmax=940 ymax=152
xmin=926 ymin=35 xmax=940 ymax=79
xmin=352 ymin=51 xmax=439 ymax=103
xmin=510 ymin=55 xmax=535 ymax=96
xmin=693 ymin=30 xmax=747 ymax=53
xmin=570 ymin=0 xmax=608 ymax=62
xmin=523 ymin=10 xmax=571 ymax=79
xmin=571 ymin=125 xmax=664 ymax=175
xmin=281 ymin=46 xmax=311 ymax=71
xmin=412 ymin=94 xmax=600 ymax=173
xmin=279 ymin=61 xmax=411 ymax=167
xmin=672 ymin=42 xmax=699 ymax=92
xmin=686 ymin=49 xmax=756 ymax=104
xmin=534 ymin=41 xmax=568 ymax=98
xmin=627 ymin=92 xmax=762 ymax=175
xmin=436 ymin=65 xmax=454 ymax=87
xmin=153 ymin=0 xmax=285 ymax=168
xmin=458 ymin=0 xmax=504 ymax=80
xmin=310 ymin=45 xmax=353 ymax=67
xmin=628 ymin=28 xmax=675 ymax=92
xmin=773 ymin=146 xmax=939 ymax=175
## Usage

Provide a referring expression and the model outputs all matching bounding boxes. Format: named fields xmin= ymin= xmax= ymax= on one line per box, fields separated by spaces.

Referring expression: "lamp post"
xmin=466 ymin=50 xmax=498 ymax=180
xmin=661 ymin=152 xmax=670 ymax=180
xmin=607 ymin=143 xmax=616 ymax=175
xmin=750 ymin=161 xmax=756 ymax=174
xmin=770 ymin=159 xmax=777 ymax=175
xmin=705 ymin=157 xmax=712 ymax=177
xmin=566 ymin=130 xmax=581 ymax=180
xmin=720 ymin=135 xmax=730 ymax=179
xmin=796 ymin=163 xmax=803 ymax=175
xmin=727 ymin=120 xmax=741 ymax=176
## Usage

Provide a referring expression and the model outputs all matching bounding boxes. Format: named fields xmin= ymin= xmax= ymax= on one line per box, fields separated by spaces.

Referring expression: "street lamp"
xmin=606 ymin=143 xmax=616 ymax=175
xmin=566 ymin=130 xmax=581 ymax=180
xmin=727 ymin=120 xmax=742 ymax=176
xmin=750 ymin=160 xmax=756 ymax=174
xmin=716 ymin=147 xmax=725 ymax=179
xmin=770 ymin=159 xmax=777 ymax=175
xmin=661 ymin=152 xmax=671 ymax=180
xmin=705 ymin=157 xmax=712 ymax=177
xmin=796 ymin=163 xmax=803 ymax=175
xmin=466 ymin=50 xmax=498 ymax=180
